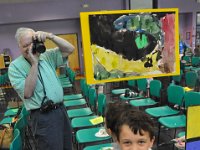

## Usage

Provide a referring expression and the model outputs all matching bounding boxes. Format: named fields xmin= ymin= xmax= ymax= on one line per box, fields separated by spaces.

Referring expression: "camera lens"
xmin=32 ymin=39 xmax=46 ymax=54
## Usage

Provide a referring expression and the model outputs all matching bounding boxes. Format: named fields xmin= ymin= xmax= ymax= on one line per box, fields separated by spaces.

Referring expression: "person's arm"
xmin=24 ymin=62 xmax=38 ymax=99
xmin=174 ymin=136 xmax=185 ymax=149
xmin=35 ymin=31 xmax=75 ymax=57
xmin=24 ymin=44 xmax=40 ymax=99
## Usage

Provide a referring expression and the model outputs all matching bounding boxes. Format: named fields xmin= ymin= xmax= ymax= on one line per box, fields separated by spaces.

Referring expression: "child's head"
xmin=115 ymin=109 xmax=155 ymax=150
xmin=104 ymin=101 xmax=136 ymax=141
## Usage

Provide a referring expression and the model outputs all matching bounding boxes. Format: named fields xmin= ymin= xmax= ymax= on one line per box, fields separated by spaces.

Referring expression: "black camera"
xmin=124 ymin=88 xmax=138 ymax=98
xmin=125 ymin=88 xmax=130 ymax=97
xmin=32 ymin=39 xmax=46 ymax=54
xmin=40 ymin=100 xmax=54 ymax=113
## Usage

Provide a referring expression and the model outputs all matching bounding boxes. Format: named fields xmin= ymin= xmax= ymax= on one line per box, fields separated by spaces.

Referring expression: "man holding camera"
xmin=8 ymin=27 xmax=74 ymax=150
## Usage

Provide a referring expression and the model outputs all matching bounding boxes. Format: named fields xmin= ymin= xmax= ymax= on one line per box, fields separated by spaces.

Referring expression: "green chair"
xmin=71 ymin=93 xmax=105 ymax=131
xmin=177 ymin=131 xmax=185 ymax=138
xmin=127 ymin=79 xmax=137 ymax=90
xmin=119 ymin=79 xmax=147 ymax=101
xmin=130 ymin=80 xmax=162 ymax=108
xmin=4 ymin=108 xmax=19 ymax=117
xmin=145 ymin=84 xmax=185 ymax=118
xmin=0 ymin=107 xmax=21 ymax=126
xmin=111 ymin=79 xmax=137 ymax=100
xmin=10 ymin=129 xmax=22 ymax=150
xmin=75 ymin=127 xmax=111 ymax=150
xmin=75 ymin=94 xmax=111 ymax=149
xmin=182 ymin=55 xmax=191 ymax=64
xmin=63 ymin=94 xmax=83 ymax=101
xmin=0 ymin=117 xmax=13 ymax=125
xmin=83 ymin=143 xmax=112 ymax=150
xmin=13 ymin=114 xmax=26 ymax=149
xmin=96 ymin=94 xmax=106 ymax=115
xmin=136 ymin=78 xmax=148 ymax=95
xmin=62 ymin=69 xmax=77 ymax=93
xmin=76 ymin=126 xmax=112 ymax=149
xmin=88 ymin=88 xmax=97 ymax=111
xmin=172 ymin=70 xmax=183 ymax=85
xmin=67 ymin=107 xmax=93 ymax=119
xmin=83 ymin=82 xmax=92 ymax=102
xmin=64 ymin=98 xmax=87 ymax=109
xmin=63 ymin=79 xmax=85 ymax=101
xmin=64 ymin=86 xmax=94 ymax=110
xmin=185 ymin=56 xmax=200 ymax=71
xmin=66 ymin=83 xmax=95 ymax=119
xmin=185 ymin=71 xmax=198 ymax=90
xmin=157 ymin=91 xmax=200 ymax=143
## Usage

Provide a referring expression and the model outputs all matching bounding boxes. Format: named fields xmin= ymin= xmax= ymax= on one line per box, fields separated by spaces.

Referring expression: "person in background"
xmin=174 ymin=136 xmax=185 ymax=150
xmin=114 ymin=109 xmax=155 ymax=150
xmin=194 ymin=45 xmax=200 ymax=57
xmin=8 ymin=27 xmax=74 ymax=150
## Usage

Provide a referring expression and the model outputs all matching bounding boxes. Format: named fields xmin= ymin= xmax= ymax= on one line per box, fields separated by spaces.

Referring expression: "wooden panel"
xmin=45 ymin=34 xmax=80 ymax=75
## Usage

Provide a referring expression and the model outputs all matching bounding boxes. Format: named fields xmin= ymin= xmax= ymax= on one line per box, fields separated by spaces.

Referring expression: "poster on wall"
xmin=80 ymin=8 xmax=179 ymax=84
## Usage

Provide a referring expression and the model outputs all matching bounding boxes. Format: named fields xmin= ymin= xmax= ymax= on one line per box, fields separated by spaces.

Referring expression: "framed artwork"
xmin=80 ymin=8 xmax=180 ymax=84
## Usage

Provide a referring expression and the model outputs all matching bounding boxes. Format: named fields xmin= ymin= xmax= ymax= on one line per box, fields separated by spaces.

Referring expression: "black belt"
xmin=30 ymin=102 xmax=63 ymax=114
xmin=51 ymin=102 xmax=63 ymax=109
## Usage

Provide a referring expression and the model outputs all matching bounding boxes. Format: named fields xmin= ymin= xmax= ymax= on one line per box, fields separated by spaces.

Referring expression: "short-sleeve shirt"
xmin=8 ymin=48 xmax=64 ymax=110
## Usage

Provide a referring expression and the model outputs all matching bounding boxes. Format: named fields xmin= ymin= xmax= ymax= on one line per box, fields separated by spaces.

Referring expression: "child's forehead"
xmin=120 ymin=124 xmax=151 ymax=138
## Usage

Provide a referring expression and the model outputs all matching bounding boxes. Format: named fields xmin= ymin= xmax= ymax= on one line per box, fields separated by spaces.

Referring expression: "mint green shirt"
xmin=8 ymin=48 xmax=64 ymax=110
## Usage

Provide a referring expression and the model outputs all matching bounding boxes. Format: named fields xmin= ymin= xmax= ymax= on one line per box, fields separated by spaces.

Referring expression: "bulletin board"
xmin=186 ymin=105 xmax=200 ymax=150
xmin=80 ymin=8 xmax=180 ymax=84
xmin=45 ymin=33 xmax=80 ymax=75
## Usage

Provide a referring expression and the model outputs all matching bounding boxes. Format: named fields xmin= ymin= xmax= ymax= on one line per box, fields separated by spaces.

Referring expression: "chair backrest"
xmin=88 ymin=88 xmax=97 ymax=107
xmin=149 ymin=80 xmax=162 ymax=98
xmin=182 ymin=55 xmax=191 ymax=63
xmin=185 ymin=71 xmax=198 ymax=88
xmin=127 ymin=80 xmax=136 ymax=87
xmin=137 ymin=78 xmax=147 ymax=92
xmin=66 ymin=67 xmax=72 ymax=76
xmin=191 ymin=56 xmax=200 ymax=67
xmin=10 ymin=129 xmax=22 ymax=150
xmin=184 ymin=92 xmax=200 ymax=108
xmin=97 ymin=93 xmax=106 ymax=116
xmin=167 ymin=85 xmax=185 ymax=105
xmin=84 ymin=84 xmax=90 ymax=100
xmin=172 ymin=70 xmax=183 ymax=84
xmin=14 ymin=114 xmax=25 ymax=131
xmin=69 ymin=71 xmax=76 ymax=83
xmin=81 ymin=79 xmax=90 ymax=99
xmin=20 ymin=106 xmax=29 ymax=125
xmin=80 ymin=78 xmax=86 ymax=93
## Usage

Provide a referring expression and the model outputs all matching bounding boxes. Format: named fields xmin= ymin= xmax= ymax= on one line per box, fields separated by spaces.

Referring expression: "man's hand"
xmin=35 ymin=30 xmax=74 ymax=57
xmin=27 ymin=43 xmax=39 ymax=65
xmin=34 ymin=31 xmax=54 ymax=42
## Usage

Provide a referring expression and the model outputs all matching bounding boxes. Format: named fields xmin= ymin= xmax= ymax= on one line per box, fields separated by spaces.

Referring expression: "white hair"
xmin=15 ymin=27 xmax=35 ymax=45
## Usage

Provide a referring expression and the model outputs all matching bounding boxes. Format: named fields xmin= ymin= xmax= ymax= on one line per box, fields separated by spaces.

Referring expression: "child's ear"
xmin=149 ymin=136 xmax=155 ymax=148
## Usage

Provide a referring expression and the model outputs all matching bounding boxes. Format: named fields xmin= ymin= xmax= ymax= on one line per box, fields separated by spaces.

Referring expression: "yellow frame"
xmin=80 ymin=8 xmax=180 ymax=84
